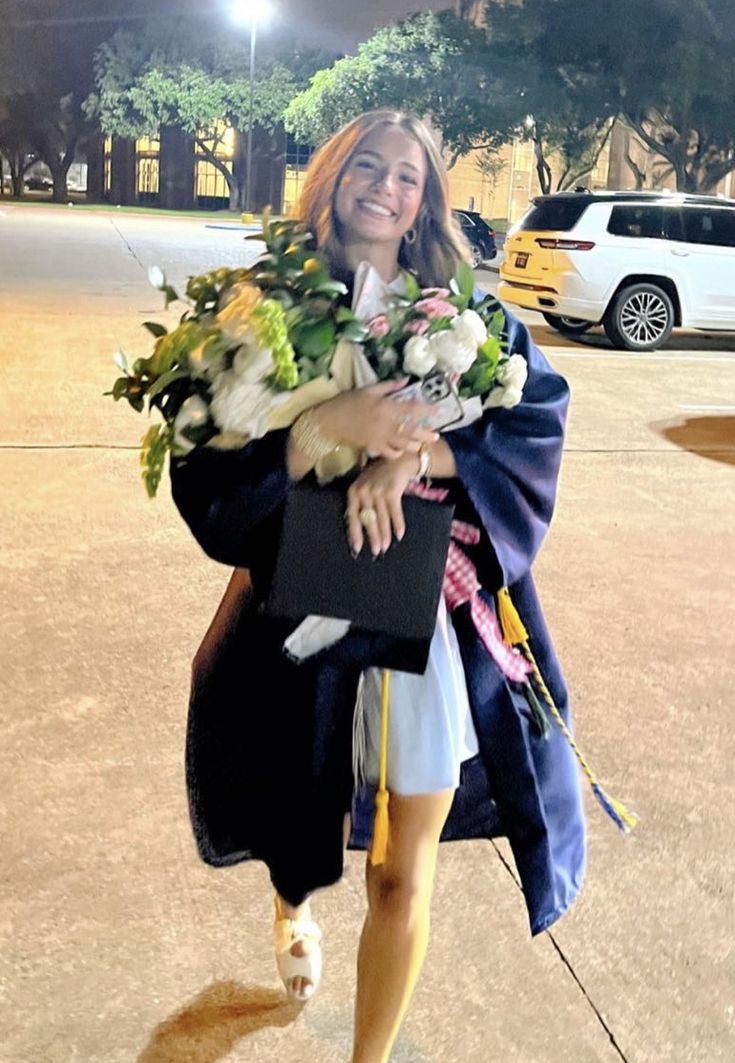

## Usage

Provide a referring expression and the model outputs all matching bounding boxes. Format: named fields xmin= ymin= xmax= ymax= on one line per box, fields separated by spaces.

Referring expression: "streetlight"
xmin=231 ymin=0 xmax=274 ymax=214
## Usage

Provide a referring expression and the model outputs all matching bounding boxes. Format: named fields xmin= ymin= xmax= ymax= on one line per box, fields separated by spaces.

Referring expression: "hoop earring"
xmin=403 ymin=227 xmax=417 ymax=246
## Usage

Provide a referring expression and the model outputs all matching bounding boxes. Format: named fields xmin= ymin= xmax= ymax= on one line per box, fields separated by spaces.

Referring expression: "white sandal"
xmin=274 ymin=897 xmax=323 ymax=1004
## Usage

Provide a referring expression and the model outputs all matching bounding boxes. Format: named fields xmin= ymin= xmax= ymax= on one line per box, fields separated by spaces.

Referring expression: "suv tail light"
xmin=535 ymin=238 xmax=596 ymax=250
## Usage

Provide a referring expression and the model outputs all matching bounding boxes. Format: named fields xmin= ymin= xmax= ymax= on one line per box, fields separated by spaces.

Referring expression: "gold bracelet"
xmin=412 ymin=443 xmax=433 ymax=482
xmin=291 ymin=407 xmax=340 ymax=462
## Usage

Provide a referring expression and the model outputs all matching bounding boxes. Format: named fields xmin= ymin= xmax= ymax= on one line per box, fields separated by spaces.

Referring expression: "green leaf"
xmin=403 ymin=272 xmax=421 ymax=301
xmin=294 ymin=319 xmax=336 ymax=357
xmin=312 ymin=279 xmax=349 ymax=297
xmin=145 ymin=368 xmax=192 ymax=401
xmin=111 ymin=376 xmax=129 ymax=400
xmin=340 ymin=320 xmax=370 ymax=342
xmin=163 ymin=285 xmax=179 ymax=308
xmin=142 ymin=321 xmax=168 ymax=338
xmin=455 ymin=260 xmax=475 ymax=300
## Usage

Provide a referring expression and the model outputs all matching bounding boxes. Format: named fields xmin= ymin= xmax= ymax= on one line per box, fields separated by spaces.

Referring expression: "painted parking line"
xmin=547 ymin=349 xmax=735 ymax=363
xmin=678 ymin=405 xmax=735 ymax=412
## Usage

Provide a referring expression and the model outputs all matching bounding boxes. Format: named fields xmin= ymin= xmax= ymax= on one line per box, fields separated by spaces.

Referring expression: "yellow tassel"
xmin=369 ymin=670 xmax=391 ymax=866
xmin=497 ymin=586 xmax=529 ymax=646
xmin=369 ymin=788 xmax=390 ymax=865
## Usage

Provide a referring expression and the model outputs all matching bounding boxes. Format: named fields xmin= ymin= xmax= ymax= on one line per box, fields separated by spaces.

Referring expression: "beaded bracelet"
xmin=291 ymin=407 xmax=340 ymax=462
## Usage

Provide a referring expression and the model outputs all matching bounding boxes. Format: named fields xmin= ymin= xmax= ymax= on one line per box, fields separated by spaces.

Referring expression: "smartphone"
xmin=391 ymin=369 xmax=464 ymax=431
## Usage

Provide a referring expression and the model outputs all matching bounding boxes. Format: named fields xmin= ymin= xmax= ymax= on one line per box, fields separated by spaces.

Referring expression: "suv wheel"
xmin=541 ymin=312 xmax=593 ymax=335
xmin=469 ymin=243 xmax=484 ymax=268
xmin=604 ymin=283 xmax=674 ymax=351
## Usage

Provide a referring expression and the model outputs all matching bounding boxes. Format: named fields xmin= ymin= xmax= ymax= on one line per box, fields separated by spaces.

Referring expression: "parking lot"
xmin=1 ymin=203 xmax=734 ymax=1063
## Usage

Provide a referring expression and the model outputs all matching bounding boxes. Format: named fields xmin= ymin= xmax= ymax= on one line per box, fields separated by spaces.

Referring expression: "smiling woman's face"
xmin=334 ymin=124 xmax=427 ymax=252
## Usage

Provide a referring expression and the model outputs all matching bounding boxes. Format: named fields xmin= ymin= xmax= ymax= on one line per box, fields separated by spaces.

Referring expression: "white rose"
xmin=232 ymin=342 xmax=274 ymax=384
xmin=455 ymin=308 xmax=487 ymax=346
xmin=430 ymin=328 xmax=477 ymax=375
xmin=402 ymin=335 xmax=437 ymax=377
xmin=483 ymin=382 xmax=524 ymax=410
xmin=495 ymin=354 xmax=528 ymax=391
xmin=173 ymin=394 xmax=210 ymax=453
xmin=209 ymin=372 xmax=278 ymax=440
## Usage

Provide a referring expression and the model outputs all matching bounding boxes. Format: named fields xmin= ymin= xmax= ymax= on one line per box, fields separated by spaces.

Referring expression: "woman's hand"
xmin=346 ymin=453 xmax=421 ymax=556
xmin=313 ymin=379 xmax=439 ymax=460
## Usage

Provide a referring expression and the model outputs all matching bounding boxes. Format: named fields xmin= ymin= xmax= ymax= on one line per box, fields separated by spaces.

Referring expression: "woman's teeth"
xmin=360 ymin=201 xmax=393 ymax=217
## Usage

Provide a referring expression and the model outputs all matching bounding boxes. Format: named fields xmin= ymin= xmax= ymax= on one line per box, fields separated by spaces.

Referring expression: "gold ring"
xmin=359 ymin=507 xmax=378 ymax=527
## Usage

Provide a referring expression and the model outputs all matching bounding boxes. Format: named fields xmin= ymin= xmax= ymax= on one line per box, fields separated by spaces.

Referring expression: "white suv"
xmin=498 ymin=191 xmax=735 ymax=350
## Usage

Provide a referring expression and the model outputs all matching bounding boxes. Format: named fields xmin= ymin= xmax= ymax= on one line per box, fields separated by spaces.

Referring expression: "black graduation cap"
xmin=266 ymin=481 xmax=454 ymax=673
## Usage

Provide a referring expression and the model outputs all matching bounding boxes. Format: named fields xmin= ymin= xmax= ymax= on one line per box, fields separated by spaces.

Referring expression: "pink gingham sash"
xmin=406 ymin=482 xmax=532 ymax=683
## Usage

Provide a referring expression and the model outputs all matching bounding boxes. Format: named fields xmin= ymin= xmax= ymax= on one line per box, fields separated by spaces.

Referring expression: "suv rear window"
xmin=518 ymin=198 xmax=590 ymax=232
xmin=680 ymin=207 xmax=735 ymax=247
xmin=608 ymin=205 xmax=665 ymax=239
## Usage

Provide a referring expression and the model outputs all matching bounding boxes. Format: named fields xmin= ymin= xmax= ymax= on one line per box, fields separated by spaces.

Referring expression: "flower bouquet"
xmin=107 ymin=213 xmax=525 ymax=497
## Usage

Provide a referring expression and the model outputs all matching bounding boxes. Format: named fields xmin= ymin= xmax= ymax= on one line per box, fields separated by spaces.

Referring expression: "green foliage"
xmin=485 ymin=0 xmax=735 ymax=192
xmin=140 ymin=423 xmax=173 ymax=499
xmin=286 ymin=0 xmax=735 ymax=193
xmin=89 ymin=25 xmax=330 ymax=168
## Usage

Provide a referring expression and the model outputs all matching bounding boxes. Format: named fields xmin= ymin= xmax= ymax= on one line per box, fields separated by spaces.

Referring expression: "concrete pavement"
xmin=1 ymin=204 xmax=734 ymax=1063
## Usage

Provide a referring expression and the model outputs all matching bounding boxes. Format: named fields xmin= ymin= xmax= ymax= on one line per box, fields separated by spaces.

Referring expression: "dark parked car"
xmin=24 ymin=174 xmax=53 ymax=192
xmin=452 ymin=209 xmax=497 ymax=267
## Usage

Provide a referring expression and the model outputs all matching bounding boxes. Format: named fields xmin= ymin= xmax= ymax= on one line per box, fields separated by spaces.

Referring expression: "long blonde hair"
xmin=293 ymin=110 xmax=470 ymax=288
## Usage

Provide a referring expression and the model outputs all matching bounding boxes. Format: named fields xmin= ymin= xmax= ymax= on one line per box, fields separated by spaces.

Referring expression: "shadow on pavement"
xmin=138 ymin=981 xmax=299 ymax=1063
xmin=653 ymin=415 xmax=735 ymax=466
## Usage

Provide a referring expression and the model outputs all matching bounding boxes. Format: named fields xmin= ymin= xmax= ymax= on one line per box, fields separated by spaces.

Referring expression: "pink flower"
xmin=420 ymin=287 xmax=450 ymax=298
xmin=404 ymin=318 xmax=430 ymax=336
xmin=414 ymin=297 xmax=458 ymax=319
xmin=367 ymin=314 xmax=390 ymax=338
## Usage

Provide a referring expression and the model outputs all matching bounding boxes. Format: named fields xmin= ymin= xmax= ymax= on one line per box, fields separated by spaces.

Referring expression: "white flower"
xmin=496 ymin=354 xmax=528 ymax=390
xmin=455 ymin=308 xmax=487 ymax=346
xmin=232 ymin=341 xmax=274 ymax=384
xmin=209 ymin=371 xmax=287 ymax=441
xmin=483 ymin=384 xmax=524 ymax=409
xmin=429 ymin=328 xmax=477 ymax=375
xmin=173 ymin=394 xmax=210 ymax=453
xmin=147 ymin=265 xmax=166 ymax=290
xmin=482 ymin=356 xmax=528 ymax=410
xmin=402 ymin=335 xmax=437 ymax=377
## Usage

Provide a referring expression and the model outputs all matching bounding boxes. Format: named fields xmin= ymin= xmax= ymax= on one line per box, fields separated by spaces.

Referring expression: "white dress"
xmin=358 ymin=596 xmax=480 ymax=795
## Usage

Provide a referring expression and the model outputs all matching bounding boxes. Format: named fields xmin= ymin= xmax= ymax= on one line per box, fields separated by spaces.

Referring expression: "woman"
xmin=171 ymin=110 xmax=585 ymax=1063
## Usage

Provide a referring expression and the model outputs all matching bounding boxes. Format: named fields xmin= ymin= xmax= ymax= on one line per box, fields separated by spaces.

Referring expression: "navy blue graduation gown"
xmin=170 ymin=306 xmax=586 ymax=936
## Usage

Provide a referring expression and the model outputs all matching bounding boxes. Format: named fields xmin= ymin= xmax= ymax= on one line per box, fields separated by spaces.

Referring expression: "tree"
xmin=0 ymin=19 xmax=96 ymax=201
xmin=0 ymin=94 xmax=35 ymax=197
xmin=88 ymin=23 xmax=330 ymax=211
xmin=285 ymin=12 xmax=515 ymax=161
xmin=284 ymin=10 xmax=615 ymax=195
xmin=491 ymin=0 xmax=735 ymax=192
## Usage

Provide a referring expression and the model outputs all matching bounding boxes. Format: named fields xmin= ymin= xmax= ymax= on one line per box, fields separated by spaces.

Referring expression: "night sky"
xmin=1 ymin=1 xmax=454 ymax=55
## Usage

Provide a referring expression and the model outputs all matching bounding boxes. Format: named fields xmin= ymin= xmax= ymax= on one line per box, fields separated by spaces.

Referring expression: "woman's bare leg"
xmin=352 ymin=789 xmax=455 ymax=1063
